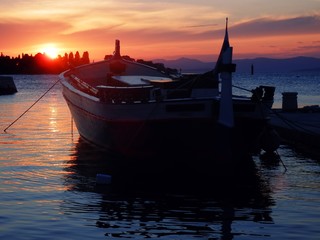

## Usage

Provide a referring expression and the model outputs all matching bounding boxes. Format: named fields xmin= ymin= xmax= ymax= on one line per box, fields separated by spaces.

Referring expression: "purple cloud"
xmin=229 ymin=15 xmax=320 ymax=37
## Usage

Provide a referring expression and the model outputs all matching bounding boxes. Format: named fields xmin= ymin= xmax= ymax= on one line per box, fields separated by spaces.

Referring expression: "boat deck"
xmin=112 ymin=75 xmax=173 ymax=86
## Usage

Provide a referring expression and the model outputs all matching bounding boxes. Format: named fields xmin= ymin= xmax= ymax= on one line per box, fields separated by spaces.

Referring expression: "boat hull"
xmin=62 ymin=80 xmax=268 ymax=159
xmin=58 ymin=32 xmax=278 ymax=177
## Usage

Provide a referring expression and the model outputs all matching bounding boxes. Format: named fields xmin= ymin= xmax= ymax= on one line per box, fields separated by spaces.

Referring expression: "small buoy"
xmin=96 ymin=173 xmax=112 ymax=185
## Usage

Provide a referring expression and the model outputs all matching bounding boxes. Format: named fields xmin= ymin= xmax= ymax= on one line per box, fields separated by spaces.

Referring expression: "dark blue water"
xmin=233 ymin=72 xmax=320 ymax=108
xmin=0 ymin=74 xmax=319 ymax=239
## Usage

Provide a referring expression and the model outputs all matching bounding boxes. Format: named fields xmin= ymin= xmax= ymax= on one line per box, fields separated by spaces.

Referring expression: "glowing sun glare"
xmin=40 ymin=44 xmax=59 ymax=59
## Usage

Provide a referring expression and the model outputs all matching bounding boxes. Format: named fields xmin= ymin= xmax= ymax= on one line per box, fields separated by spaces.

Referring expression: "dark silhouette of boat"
xmin=59 ymin=20 xmax=276 ymax=160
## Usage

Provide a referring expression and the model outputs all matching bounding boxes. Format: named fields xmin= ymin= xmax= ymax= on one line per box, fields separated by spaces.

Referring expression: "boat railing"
xmin=68 ymin=74 xmax=99 ymax=96
xmin=165 ymin=88 xmax=191 ymax=99
xmin=96 ymin=85 xmax=154 ymax=103
xmin=232 ymin=84 xmax=275 ymax=102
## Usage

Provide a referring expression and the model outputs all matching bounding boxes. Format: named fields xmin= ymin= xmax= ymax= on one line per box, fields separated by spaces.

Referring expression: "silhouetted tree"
xmin=0 ymin=50 xmax=177 ymax=75
xmin=74 ymin=51 xmax=80 ymax=65
xmin=82 ymin=51 xmax=90 ymax=65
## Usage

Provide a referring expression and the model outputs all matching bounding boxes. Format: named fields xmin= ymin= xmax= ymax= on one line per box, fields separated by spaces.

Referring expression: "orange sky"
xmin=1 ymin=0 xmax=319 ymax=62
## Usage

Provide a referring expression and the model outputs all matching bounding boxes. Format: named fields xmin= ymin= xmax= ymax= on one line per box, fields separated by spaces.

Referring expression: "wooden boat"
xmin=59 ymin=21 xmax=276 ymax=160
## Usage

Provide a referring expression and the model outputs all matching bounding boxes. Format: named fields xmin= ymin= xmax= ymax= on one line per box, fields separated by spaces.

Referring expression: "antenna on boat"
xmin=113 ymin=39 xmax=121 ymax=59
xmin=225 ymin=17 xmax=228 ymax=38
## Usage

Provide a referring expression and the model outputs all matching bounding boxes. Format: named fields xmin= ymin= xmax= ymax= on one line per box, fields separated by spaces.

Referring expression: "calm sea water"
xmin=0 ymin=74 xmax=319 ymax=239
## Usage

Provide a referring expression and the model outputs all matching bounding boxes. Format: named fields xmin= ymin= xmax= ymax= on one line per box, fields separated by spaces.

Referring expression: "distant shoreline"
xmin=1 ymin=53 xmax=319 ymax=74
xmin=153 ymin=56 xmax=320 ymax=74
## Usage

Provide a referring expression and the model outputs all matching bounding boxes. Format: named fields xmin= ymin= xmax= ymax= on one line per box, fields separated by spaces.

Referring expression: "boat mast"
xmin=113 ymin=39 xmax=121 ymax=59
xmin=218 ymin=18 xmax=236 ymax=128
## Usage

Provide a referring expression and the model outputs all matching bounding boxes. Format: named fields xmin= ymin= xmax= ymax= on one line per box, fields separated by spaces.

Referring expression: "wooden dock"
xmin=269 ymin=108 xmax=320 ymax=158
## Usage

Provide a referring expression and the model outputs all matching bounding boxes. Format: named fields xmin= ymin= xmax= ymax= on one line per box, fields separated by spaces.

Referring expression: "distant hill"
xmin=235 ymin=57 xmax=320 ymax=73
xmin=152 ymin=57 xmax=214 ymax=73
xmin=153 ymin=56 xmax=320 ymax=74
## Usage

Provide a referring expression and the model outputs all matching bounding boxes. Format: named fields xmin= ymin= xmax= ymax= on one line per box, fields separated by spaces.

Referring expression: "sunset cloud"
xmin=0 ymin=20 xmax=70 ymax=55
xmin=1 ymin=1 xmax=319 ymax=60
xmin=229 ymin=16 xmax=320 ymax=37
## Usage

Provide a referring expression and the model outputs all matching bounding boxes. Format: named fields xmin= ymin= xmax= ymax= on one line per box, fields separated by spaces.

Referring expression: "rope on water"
xmin=232 ymin=84 xmax=253 ymax=93
xmin=271 ymin=109 xmax=319 ymax=136
xmin=3 ymin=78 xmax=60 ymax=132
xmin=276 ymin=149 xmax=287 ymax=172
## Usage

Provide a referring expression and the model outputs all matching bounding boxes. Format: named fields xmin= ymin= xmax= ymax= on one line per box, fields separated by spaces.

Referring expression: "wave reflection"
xmin=61 ymin=138 xmax=275 ymax=239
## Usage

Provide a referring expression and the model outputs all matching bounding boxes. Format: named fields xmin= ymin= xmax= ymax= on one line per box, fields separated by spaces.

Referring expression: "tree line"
xmin=0 ymin=51 xmax=90 ymax=74
xmin=0 ymin=51 xmax=178 ymax=75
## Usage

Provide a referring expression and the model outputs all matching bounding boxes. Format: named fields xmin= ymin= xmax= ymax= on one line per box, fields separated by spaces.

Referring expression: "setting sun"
xmin=39 ymin=44 xmax=59 ymax=59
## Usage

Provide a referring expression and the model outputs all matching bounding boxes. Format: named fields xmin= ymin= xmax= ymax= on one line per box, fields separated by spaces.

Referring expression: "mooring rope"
xmin=3 ymin=78 xmax=60 ymax=132
xmin=232 ymin=84 xmax=253 ymax=93
xmin=271 ymin=109 xmax=319 ymax=136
